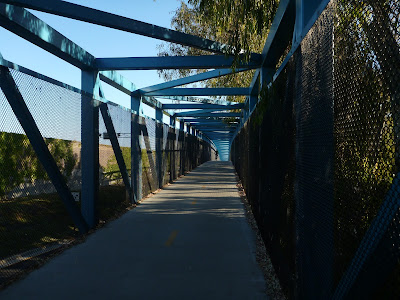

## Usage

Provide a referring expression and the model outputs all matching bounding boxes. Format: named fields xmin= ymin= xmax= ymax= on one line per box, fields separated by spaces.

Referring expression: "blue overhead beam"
xmin=175 ymin=108 xmax=241 ymax=117
xmin=155 ymin=95 xmax=237 ymax=106
xmin=145 ymin=88 xmax=250 ymax=97
xmin=99 ymin=71 xmax=136 ymax=96
xmin=98 ymin=72 xmax=165 ymax=110
xmin=0 ymin=0 xmax=235 ymax=54
xmin=0 ymin=4 xmax=166 ymax=112
xmin=0 ymin=4 xmax=95 ymax=69
xmin=162 ymin=103 xmax=244 ymax=110
xmin=181 ymin=112 xmax=241 ymax=118
xmin=193 ymin=125 xmax=236 ymax=129
xmin=140 ymin=68 xmax=250 ymax=94
xmin=198 ymin=128 xmax=235 ymax=132
xmin=96 ymin=55 xmax=261 ymax=70
xmin=182 ymin=118 xmax=238 ymax=123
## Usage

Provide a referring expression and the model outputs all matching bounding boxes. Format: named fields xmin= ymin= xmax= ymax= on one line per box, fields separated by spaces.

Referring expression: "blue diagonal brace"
xmin=0 ymin=4 xmax=95 ymax=69
xmin=140 ymin=68 xmax=249 ymax=94
xmin=0 ymin=66 xmax=89 ymax=233
xmin=99 ymin=103 xmax=132 ymax=201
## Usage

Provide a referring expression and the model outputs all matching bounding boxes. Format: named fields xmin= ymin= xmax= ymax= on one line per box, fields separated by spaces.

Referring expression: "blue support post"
xmin=156 ymin=107 xmax=163 ymax=188
xmin=131 ymin=92 xmax=142 ymax=203
xmin=180 ymin=120 xmax=185 ymax=176
xmin=99 ymin=103 xmax=132 ymax=201
xmin=0 ymin=65 xmax=89 ymax=233
xmin=81 ymin=69 xmax=99 ymax=229
xmin=170 ymin=116 xmax=176 ymax=183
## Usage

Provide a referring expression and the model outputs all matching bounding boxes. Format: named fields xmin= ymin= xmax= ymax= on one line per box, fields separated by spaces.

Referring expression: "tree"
xmin=157 ymin=0 xmax=279 ymax=103
xmin=0 ymin=132 xmax=77 ymax=197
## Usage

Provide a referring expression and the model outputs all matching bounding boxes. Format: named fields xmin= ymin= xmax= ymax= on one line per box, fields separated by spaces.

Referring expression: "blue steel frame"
xmin=0 ymin=0 xmax=334 ymax=241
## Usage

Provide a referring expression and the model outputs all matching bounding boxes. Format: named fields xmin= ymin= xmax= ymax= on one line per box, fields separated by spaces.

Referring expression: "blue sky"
xmin=0 ymin=0 xmax=184 ymax=109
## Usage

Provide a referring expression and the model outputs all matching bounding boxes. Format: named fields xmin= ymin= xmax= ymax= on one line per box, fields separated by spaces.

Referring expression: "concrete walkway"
xmin=0 ymin=161 xmax=266 ymax=299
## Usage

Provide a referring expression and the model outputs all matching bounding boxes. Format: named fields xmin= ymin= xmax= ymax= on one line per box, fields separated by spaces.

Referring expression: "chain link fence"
xmin=0 ymin=66 xmax=216 ymax=287
xmin=232 ymin=0 xmax=400 ymax=298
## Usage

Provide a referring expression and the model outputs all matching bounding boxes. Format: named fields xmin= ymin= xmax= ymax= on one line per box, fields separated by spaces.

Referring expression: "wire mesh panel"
xmin=0 ymin=66 xmax=215 ymax=289
xmin=0 ymin=68 xmax=82 ymax=285
xmin=140 ymin=116 xmax=158 ymax=196
xmin=231 ymin=0 xmax=400 ymax=298
xmin=332 ymin=0 xmax=400 ymax=298
xmin=98 ymin=103 xmax=131 ymax=221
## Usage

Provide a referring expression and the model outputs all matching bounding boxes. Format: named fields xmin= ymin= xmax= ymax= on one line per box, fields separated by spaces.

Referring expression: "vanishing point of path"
xmin=0 ymin=161 xmax=266 ymax=299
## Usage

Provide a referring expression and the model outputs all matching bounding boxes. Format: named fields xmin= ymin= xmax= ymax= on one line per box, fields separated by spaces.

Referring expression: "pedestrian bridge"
xmin=0 ymin=0 xmax=399 ymax=299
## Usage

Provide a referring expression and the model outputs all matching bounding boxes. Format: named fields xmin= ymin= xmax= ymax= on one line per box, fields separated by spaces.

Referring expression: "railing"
xmin=231 ymin=0 xmax=400 ymax=298
xmin=0 ymin=62 xmax=216 ymax=285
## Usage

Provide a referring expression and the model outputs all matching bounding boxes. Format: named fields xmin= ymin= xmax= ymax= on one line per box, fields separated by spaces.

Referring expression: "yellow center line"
xmin=191 ymin=201 xmax=197 ymax=205
xmin=165 ymin=230 xmax=178 ymax=247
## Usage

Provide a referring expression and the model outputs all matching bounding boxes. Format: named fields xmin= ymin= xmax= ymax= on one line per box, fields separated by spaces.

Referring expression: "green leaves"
xmin=0 ymin=133 xmax=77 ymax=197
xmin=158 ymin=0 xmax=278 ymax=103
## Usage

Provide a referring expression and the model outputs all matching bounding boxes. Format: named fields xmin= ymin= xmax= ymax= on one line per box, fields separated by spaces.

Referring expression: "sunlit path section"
xmin=0 ymin=161 xmax=266 ymax=299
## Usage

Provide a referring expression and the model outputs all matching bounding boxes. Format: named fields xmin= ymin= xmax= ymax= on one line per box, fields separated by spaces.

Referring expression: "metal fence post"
xmin=156 ymin=107 xmax=163 ymax=188
xmin=131 ymin=92 xmax=142 ymax=203
xmin=180 ymin=121 xmax=185 ymax=175
xmin=81 ymin=69 xmax=99 ymax=228
xmin=170 ymin=116 xmax=176 ymax=182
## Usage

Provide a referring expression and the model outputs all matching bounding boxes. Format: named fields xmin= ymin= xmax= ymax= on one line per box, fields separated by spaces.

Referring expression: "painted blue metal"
xmin=140 ymin=68 xmax=249 ymax=94
xmin=170 ymin=115 xmax=176 ymax=128
xmin=0 ymin=4 xmax=95 ymax=69
xmin=259 ymin=0 xmax=295 ymax=69
xmin=155 ymin=107 xmax=163 ymax=188
xmin=260 ymin=68 xmax=275 ymax=87
xmin=99 ymin=71 xmax=136 ymax=97
xmin=198 ymin=128 xmax=235 ymax=132
xmin=131 ymin=93 xmax=142 ymax=203
xmin=100 ymin=103 xmax=132 ymax=201
xmin=192 ymin=124 xmax=236 ymax=128
xmin=96 ymin=55 xmax=261 ymax=70
xmin=177 ymin=112 xmax=241 ymax=118
xmin=174 ymin=108 xmax=241 ymax=117
xmin=98 ymin=72 xmax=164 ymax=111
xmin=81 ymin=70 xmax=99 ymax=229
xmin=154 ymin=95 xmax=237 ymax=106
xmin=186 ymin=123 xmax=237 ymax=128
xmin=233 ymin=0 xmax=331 ymax=145
xmin=169 ymin=115 xmax=176 ymax=183
xmin=146 ymin=88 xmax=250 ymax=97
xmin=0 ymin=65 xmax=89 ymax=233
xmin=0 ymin=0 xmax=232 ymax=54
xmin=162 ymin=103 xmax=244 ymax=110
xmin=182 ymin=118 xmax=238 ymax=124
